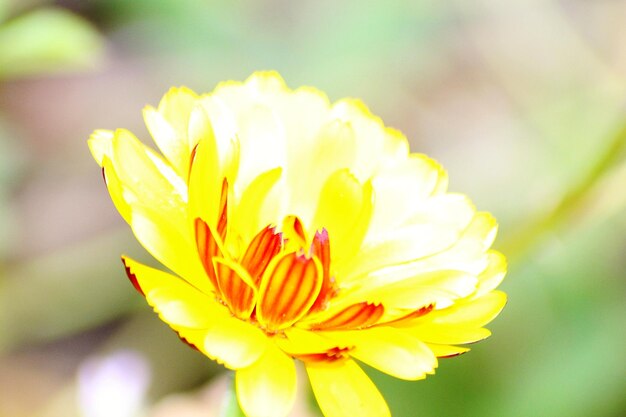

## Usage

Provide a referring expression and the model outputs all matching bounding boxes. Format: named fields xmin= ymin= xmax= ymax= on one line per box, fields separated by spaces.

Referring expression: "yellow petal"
xmin=429 ymin=290 xmax=507 ymax=328
xmin=143 ymin=106 xmax=189 ymax=178
xmin=312 ymin=169 xmax=373 ymax=263
xmin=129 ymin=204 xmax=212 ymax=295
xmin=325 ymin=327 xmax=437 ymax=380
xmin=343 ymin=223 xmax=463 ymax=282
xmin=121 ymin=256 xmax=227 ymax=328
xmin=407 ymin=323 xmax=492 ymax=345
xmin=233 ymin=167 xmax=283 ymax=241
xmin=356 ymin=211 xmax=498 ymax=286
xmin=101 ymin=157 xmax=131 ymax=224
xmin=188 ymin=136 xmax=222 ymax=230
xmin=235 ymin=104 xmax=286 ymax=188
xmin=88 ymin=129 xmax=114 ymax=166
xmin=474 ymin=251 xmax=507 ymax=298
xmin=278 ymin=327 xmax=339 ymax=356
xmin=368 ymin=154 xmax=447 ymax=236
xmin=236 ymin=344 xmax=296 ymax=417
xmin=426 ymin=343 xmax=470 ymax=358
xmin=110 ymin=129 xmax=185 ymax=215
xmin=202 ymin=315 xmax=269 ymax=369
xmin=144 ymin=86 xmax=198 ymax=176
xmin=361 ymin=270 xmax=478 ymax=310
xmin=306 ymin=359 xmax=390 ymax=417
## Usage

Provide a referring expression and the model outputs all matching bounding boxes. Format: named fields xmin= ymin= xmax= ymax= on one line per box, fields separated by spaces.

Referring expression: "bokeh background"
xmin=1 ymin=1 xmax=625 ymax=416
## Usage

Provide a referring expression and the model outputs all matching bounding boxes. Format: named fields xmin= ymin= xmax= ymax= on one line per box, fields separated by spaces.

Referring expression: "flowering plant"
xmin=89 ymin=71 xmax=506 ymax=417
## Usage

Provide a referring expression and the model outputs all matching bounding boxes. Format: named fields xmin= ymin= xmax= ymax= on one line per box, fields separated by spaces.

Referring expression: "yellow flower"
xmin=88 ymin=71 xmax=506 ymax=417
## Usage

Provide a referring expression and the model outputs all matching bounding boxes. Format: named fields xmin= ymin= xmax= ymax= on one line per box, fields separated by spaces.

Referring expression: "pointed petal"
xmin=240 ymin=225 xmax=282 ymax=284
xmin=101 ymin=157 xmax=131 ymax=224
xmin=213 ymin=257 xmax=257 ymax=319
xmin=188 ymin=137 xmax=222 ymax=231
xmin=88 ymin=129 xmax=114 ymax=166
xmin=202 ymin=317 xmax=268 ymax=369
xmin=362 ymin=270 xmax=478 ymax=310
xmin=278 ymin=327 xmax=340 ymax=356
xmin=143 ymin=86 xmax=198 ymax=177
xmin=129 ymin=205 xmax=212 ymax=294
xmin=428 ymin=290 xmax=507 ymax=328
xmin=426 ymin=343 xmax=470 ymax=358
xmin=111 ymin=129 xmax=185 ymax=215
xmin=236 ymin=345 xmax=296 ymax=417
xmin=309 ymin=302 xmax=384 ymax=331
xmin=143 ymin=106 xmax=189 ymax=178
xmin=312 ymin=169 xmax=373 ymax=263
xmin=194 ymin=217 xmax=224 ymax=293
xmin=233 ymin=167 xmax=283 ymax=241
xmin=368 ymin=154 xmax=447 ymax=236
xmin=406 ymin=323 xmax=492 ymax=345
xmin=257 ymin=252 xmax=322 ymax=331
xmin=322 ymin=327 xmax=437 ymax=380
xmin=306 ymin=359 xmax=390 ymax=417
xmin=121 ymin=257 xmax=227 ymax=328
xmin=474 ymin=251 xmax=507 ymax=298
xmin=310 ymin=229 xmax=334 ymax=312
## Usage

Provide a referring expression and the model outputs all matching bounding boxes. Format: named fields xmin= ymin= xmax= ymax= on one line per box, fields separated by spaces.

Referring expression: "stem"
xmin=501 ymin=120 xmax=626 ymax=261
xmin=220 ymin=372 xmax=246 ymax=417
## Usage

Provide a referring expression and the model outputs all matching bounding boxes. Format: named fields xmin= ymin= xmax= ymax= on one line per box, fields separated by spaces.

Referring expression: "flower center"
xmin=193 ymin=179 xmax=337 ymax=333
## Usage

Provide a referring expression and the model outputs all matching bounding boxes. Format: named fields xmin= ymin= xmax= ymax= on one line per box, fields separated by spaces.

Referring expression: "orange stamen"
xmin=213 ymin=259 xmax=256 ymax=319
xmin=310 ymin=302 xmax=384 ymax=330
xmin=257 ymin=253 xmax=322 ymax=331
xmin=240 ymin=226 xmax=282 ymax=284
xmin=381 ymin=304 xmax=434 ymax=326
xmin=310 ymin=229 xmax=335 ymax=312
xmin=295 ymin=347 xmax=352 ymax=364
xmin=195 ymin=218 xmax=222 ymax=294
xmin=217 ymin=178 xmax=228 ymax=241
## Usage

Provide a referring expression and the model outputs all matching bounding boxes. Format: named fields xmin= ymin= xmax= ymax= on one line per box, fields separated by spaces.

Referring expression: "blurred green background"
xmin=0 ymin=0 xmax=625 ymax=416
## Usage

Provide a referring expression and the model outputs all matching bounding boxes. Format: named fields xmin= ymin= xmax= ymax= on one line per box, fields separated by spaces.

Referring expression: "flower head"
xmin=89 ymin=71 xmax=506 ymax=417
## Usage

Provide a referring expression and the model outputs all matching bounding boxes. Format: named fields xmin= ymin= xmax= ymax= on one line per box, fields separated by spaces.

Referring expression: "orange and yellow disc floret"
xmin=90 ymin=71 xmax=507 ymax=417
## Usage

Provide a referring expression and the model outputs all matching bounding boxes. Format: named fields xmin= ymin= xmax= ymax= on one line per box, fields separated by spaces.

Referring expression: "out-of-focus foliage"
xmin=0 ymin=1 xmax=624 ymax=417
xmin=0 ymin=6 xmax=104 ymax=79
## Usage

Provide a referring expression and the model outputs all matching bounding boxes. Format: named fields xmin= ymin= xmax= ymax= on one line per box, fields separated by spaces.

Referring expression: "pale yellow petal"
xmin=236 ymin=344 xmax=296 ymax=417
xmin=144 ymin=86 xmax=198 ymax=176
xmin=342 ymin=223 xmax=462 ymax=280
xmin=428 ymin=290 xmax=507 ymax=328
xmin=361 ymin=270 xmax=478 ymax=310
xmin=121 ymin=256 xmax=227 ymax=328
xmin=110 ymin=129 xmax=185 ymax=215
xmin=88 ymin=129 xmax=114 ymax=166
xmin=474 ymin=251 xmax=507 ymax=298
xmin=143 ymin=105 xmax=189 ymax=178
xmin=329 ymin=99 xmax=387 ymax=181
xmin=347 ymin=211 xmax=498 ymax=284
xmin=129 ymin=204 xmax=212 ymax=295
xmin=278 ymin=327 xmax=339 ymax=356
xmin=188 ymin=136 xmax=221 ymax=229
xmin=306 ymin=359 xmax=390 ymax=417
xmin=101 ymin=157 xmax=131 ymax=224
xmin=312 ymin=169 xmax=373 ymax=263
xmin=322 ymin=327 xmax=438 ymax=380
xmin=233 ymin=103 xmax=286 ymax=189
xmin=368 ymin=154 xmax=447 ymax=236
xmin=232 ymin=167 xmax=283 ymax=241
xmin=426 ymin=343 xmax=470 ymax=358
xmin=203 ymin=316 xmax=268 ymax=369
xmin=406 ymin=323 xmax=492 ymax=345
